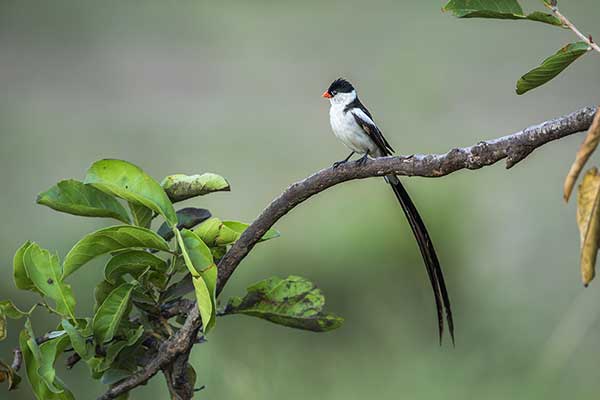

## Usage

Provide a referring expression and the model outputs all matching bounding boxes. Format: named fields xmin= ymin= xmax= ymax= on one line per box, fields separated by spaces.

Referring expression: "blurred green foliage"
xmin=1 ymin=0 xmax=600 ymax=399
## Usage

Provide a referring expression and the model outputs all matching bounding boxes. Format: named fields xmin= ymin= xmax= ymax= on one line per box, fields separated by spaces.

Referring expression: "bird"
xmin=322 ymin=78 xmax=454 ymax=344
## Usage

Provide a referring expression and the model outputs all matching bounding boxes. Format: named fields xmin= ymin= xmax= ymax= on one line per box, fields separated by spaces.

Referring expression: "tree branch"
xmin=98 ymin=105 xmax=597 ymax=399
xmin=546 ymin=4 xmax=600 ymax=54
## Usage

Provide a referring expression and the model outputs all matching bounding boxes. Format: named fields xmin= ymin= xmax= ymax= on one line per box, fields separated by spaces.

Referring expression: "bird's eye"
xmin=331 ymin=90 xmax=337 ymax=95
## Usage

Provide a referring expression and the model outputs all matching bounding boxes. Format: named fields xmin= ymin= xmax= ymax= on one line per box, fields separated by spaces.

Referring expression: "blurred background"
xmin=1 ymin=1 xmax=599 ymax=399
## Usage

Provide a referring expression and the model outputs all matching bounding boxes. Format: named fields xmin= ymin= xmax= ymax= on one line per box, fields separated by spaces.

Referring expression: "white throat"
xmin=329 ymin=90 xmax=357 ymax=107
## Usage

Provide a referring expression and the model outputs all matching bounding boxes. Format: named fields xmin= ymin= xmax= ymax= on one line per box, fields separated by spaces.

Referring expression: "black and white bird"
xmin=323 ymin=78 xmax=454 ymax=344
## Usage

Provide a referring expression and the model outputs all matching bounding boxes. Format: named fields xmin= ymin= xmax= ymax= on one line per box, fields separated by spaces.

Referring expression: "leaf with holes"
xmin=516 ymin=42 xmax=589 ymax=94
xmin=92 ymin=283 xmax=136 ymax=344
xmin=223 ymin=276 xmax=343 ymax=332
xmin=84 ymin=159 xmax=177 ymax=226
xmin=36 ymin=179 xmax=130 ymax=223
xmin=23 ymin=244 xmax=76 ymax=320
xmin=62 ymin=225 xmax=170 ymax=278
xmin=161 ymin=173 xmax=230 ymax=202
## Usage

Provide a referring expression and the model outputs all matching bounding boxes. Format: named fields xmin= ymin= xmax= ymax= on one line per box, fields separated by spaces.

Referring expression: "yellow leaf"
xmin=564 ymin=107 xmax=600 ymax=202
xmin=576 ymin=168 xmax=600 ymax=286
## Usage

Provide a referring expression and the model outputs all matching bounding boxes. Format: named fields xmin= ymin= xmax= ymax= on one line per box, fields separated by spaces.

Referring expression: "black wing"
xmin=348 ymin=98 xmax=394 ymax=156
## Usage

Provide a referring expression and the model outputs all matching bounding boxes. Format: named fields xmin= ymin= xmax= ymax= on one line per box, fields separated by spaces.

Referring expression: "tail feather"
xmin=386 ymin=175 xmax=455 ymax=345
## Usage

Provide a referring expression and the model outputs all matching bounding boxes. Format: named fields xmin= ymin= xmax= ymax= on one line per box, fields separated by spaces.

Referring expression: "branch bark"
xmin=98 ymin=105 xmax=597 ymax=399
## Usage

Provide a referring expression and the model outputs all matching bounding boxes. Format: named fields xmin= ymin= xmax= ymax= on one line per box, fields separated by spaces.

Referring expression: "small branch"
xmin=547 ymin=4 xmax=600 ymax=54
xmin=98 ymin=105 xmax=597 ymax=399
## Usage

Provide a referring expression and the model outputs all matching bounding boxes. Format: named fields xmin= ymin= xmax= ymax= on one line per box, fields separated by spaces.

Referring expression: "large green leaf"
xmin=157 ymin=207 xmax=212 ymax=241
xmin=84 ymin=159 xmax=177 ymax=226
xmin=62 ymin=225 xmax=170 ymax=278
xmin=222 ymin=220 xmax=280 ymax=242
xmin=93 ymin=282 xmax=136 ymax=344
xmin=443 ymin=0 xmax=561 ymax=25
xmin=516 ymin=42 xmax=589 ymax=94
xmin=161 ymin=173 xmax=230 ymax=202
xmin=0 ymin=300 xmax=28 ymax=341
xmin=23 ymin=244 xmax=76 ymax=320
xmin=20 ymin=320 xmax=74 ymax=400
xmin=104 ymin=250 xmax=167 ymax=284
xmin=13 ymin=241 xmax=37 ymax=291
xmin=176 ymin=229 xmax=217 ymax=332
xmin=223 ymin=276 xmax=344 ymax=332
xmin=36 ymin=179 xmax=130 ymax=223
xmin=128 ymin=202 xmax=153 ymax=228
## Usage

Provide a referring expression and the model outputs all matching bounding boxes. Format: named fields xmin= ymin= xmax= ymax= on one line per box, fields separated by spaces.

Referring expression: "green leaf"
xmin=63 ymin=225 xmax=170 ymax=278
xmin=128 ymin=202 xmax=153 ymax=228
xmin=193 ymin=217 xmax=240 ymax=247
xmin=93 ymin=283 xmax=136 ymax=344
xmin=38 ymin=333 xmax=69 ymax=393
xmin=443 ymin=0 xmax=523 ymax=18
xmin=176 ymin=229 xmax=217 ymax=332
xmin=224 ymin=276 xmax=344 ymax=332
xmin=36 ymin=179 xmax=131 ymax=223
xmin=61 ymin=320 xmax=92 ymax=361
xmin=20 ymin=320 xmax=74 ymax=400
xmin=23 ymin=244 xmax=76 ymax=320
xmin=94 ymin=279 xmax=124 ymax=312
xmin=516 ymin=42 xmax=589 ymax=94
xmin=0 ymin=300 xmax=28 ymax=341
xmin=443 ymin=0 xmax=562 ymax=26
xmin=0 ymin=300 xmax=28 ymax=320
xmin=157 ymin=207 xmax=212 ymax=241
xmin=192 ymin=276 xmax=214 ymax=333
xmin=104 ymin=250 xmax=167 ymax=284
xmin=84 ymin=159 xmax=177 ymax=226
xmin=0 ymin=359 xmax=21 ymax=390
xmin=526 ymin=11 xmax=562 ymax=26
xmin=161 ymin=173 xmax=230 ymax=202
xmin=222 ymin=220 xmax=280 ymax=242
xmin=13 ymin=241 xmax=37 ymax=291
xmin=194 ymin=218 xmax=279 ymax=247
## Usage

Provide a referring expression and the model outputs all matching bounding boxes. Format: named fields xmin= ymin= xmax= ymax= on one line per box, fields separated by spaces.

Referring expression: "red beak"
xmin=322 ymin=91 xmax=332 ymax=98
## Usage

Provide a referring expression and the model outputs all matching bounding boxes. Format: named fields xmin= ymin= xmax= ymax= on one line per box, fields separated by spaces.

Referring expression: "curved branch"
xmin=98 ymin=105 xmax=597 ymax=399
xmin=217 ymin=105 xmax=597 ymax=292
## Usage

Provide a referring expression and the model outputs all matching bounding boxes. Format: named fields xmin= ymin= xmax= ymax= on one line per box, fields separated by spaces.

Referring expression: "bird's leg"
xmin=356 ymin=152 xmax=370 ymax=166
xmin=332 ymin=151 xmax=355 ymax=168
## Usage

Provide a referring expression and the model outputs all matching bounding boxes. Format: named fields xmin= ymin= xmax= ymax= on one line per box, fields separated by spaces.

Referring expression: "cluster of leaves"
xmin=0 ymin=159 xmax=343 ymax=398
xmin=443 ymin=0 xmax=594 ymax=94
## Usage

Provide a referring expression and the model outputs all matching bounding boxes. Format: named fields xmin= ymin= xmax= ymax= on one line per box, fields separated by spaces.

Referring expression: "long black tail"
xmin=386 ymin=175 xmax=454 ymax=345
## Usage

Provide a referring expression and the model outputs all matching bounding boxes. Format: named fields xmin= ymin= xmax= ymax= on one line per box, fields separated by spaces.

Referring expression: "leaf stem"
xmin=546 ymin=4 xmax=600 ymax=54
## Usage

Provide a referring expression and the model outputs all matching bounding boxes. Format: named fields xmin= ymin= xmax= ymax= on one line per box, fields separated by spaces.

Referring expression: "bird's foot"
xmin=356 ymin=154 xmax=369 ymax=166
xmin=332 ymin=160 xmax=348 ymax=169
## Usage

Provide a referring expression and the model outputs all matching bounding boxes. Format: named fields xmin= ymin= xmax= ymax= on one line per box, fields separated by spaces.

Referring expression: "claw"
xmin=356 ymin=154 xmax=369 ymax=165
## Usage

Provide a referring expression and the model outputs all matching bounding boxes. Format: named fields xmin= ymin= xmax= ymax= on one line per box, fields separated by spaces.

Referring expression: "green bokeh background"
xmin=1 ymin=1 xmax=600 ymax=399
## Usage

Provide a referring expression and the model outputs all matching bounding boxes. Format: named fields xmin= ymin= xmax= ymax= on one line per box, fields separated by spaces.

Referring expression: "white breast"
xmin=329 ymin=103 xmax=378 ymax=155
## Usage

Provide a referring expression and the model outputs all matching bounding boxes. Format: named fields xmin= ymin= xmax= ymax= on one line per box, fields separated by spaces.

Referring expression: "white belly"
xmin=329 ymin=105 xmax=377 ymax=155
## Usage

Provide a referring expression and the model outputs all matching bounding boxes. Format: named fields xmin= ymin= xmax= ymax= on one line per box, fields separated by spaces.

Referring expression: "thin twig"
xmin=547 ymin=4 xmax=600 ymax=54
xmin=98 ymin=105 xmax=597 ymax=400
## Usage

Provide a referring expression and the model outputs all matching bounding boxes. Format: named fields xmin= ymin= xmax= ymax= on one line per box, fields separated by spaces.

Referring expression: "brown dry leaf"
xmin=576 ymin=168 xmax=600 ymax=286
xmin=0 ymin=359 xmax=20 ymax=390
xmin=0 ymin=315 xmax=5 ymax=341
xmin=564 ymin=107 xmax=600 ymax=202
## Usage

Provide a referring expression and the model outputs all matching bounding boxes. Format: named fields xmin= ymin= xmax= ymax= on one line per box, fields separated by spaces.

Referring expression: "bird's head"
xmin=322 ymin=78 xmax=356 ymax=105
